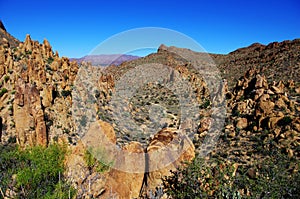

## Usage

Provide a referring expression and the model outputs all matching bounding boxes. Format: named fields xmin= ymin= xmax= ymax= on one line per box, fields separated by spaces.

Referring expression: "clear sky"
xmin=1 ymin=0 xmax=299 ymax=58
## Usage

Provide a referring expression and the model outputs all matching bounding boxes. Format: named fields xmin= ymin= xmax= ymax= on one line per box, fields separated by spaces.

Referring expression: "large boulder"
xmin=103 ymin=141 xmax=145 ymax=199
xmin=236 ymin=117 xmax=248 ymax=129
xmin=13 ymin=79 xmax=47 ymax=147
xmin=64 ymin=120 xmax=118 ymax=199
xmin=144 ymin=128 xmax=195 ymax=195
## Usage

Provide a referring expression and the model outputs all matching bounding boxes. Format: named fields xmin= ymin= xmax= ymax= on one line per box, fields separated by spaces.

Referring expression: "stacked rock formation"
xmin=212 ymin=68 xmax=300 ymax=165
xmin=0 ymin=34 xmax=78 ymax=147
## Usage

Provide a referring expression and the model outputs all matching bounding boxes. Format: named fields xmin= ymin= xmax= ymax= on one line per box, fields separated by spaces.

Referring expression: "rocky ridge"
xmin=0 ymin=20 xmax=20 ymax=48
xmin=212 ymin=39 xmax=300 ymax=88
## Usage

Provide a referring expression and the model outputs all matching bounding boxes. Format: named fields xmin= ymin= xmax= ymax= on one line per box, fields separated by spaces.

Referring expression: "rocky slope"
xmin=163 ymin=67 xmax=300 ymax=198
xmin=214 ymin=67 xmax=300 ymax=162
xmin=0 ymin=20 xmax=20 ymax=48
xmin=212 ymin=39 xmax=300 ymax=88
xmin=0 ymin=28 xmax=299 ymax=198
xmin=0 ymin=34 xmax=78 ymax=147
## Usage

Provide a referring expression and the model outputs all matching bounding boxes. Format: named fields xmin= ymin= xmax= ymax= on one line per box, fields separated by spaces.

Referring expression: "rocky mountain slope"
xmin=0 ymin=28 xmax=299 ymax=198
xmin=0 ymin=21 xmax=20 ymax=48
xmin=212 ymin=39 xmax=300 ymax=88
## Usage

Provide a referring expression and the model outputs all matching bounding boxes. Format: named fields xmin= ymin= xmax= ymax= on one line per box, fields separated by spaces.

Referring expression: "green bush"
xmin=84 ymin=147 xmax=113 ymax=173
xmin=61 ymin=90 xmax=72 ymax=98
xmin=163 ymin=150 xmax=300 ymax=198
xmin=47 ymin=57 xmax=54 ymax=64
xmin=0 ymin=88 xmax=8 ymax=97
xmin=163 ymin=158 xmax=239 ymax=198
xmin=0 ymin=144 xmax=75 ymax=198
xmin=278 ymin=116 xmax=293 ymax=126
xmin=4 ymin=75 xmax=9 ymax=82
xmin=233 ymin=151 xmax=300 ymax=198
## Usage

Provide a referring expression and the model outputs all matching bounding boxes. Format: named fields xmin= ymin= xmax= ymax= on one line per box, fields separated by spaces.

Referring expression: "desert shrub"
xmin=7 ymin=136 xmax=16 ymax=143
xmin=232 ymin=109 xmax=241 ymax=117
xmin=4 ymin=75 xmax=9 ymax=82
xmin=0 ymin=144 xmax=75 ymax=198
xmin=84 ymin=147 xmax=113 ymax=173
xmin=163 ymin=150 xmax=300 ymax=198
xmin=13 ymin=54 xmax=21 ymax=62
xmin=63 ymin=128 xmax=70 ymax=134
xmin=163 ymin=157 xmax=239 ymax=198
xmin=47 ymin=57 xmax=54 ymax=64
xmin=80 ymin=115 xmax=88 ymax=127
xmin=233 ymin=151 xmax=300 ymax=198
xmin=200 ymin=99 xmax=211 ymax=109
xmin=84 ymin=148 xmax=97 ymax=168
xmin=278 ymin=116 xmax=293 ymax=126
xmin=0 ymin=88 xmax=8 ymax=97
xmin=61 ymin=90 xmax=72 ymax=98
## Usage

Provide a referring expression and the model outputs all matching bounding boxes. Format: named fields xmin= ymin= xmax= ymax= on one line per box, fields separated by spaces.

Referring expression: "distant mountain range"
xmin=70 ymin=54 xmax=140 ymax=66
xmin=0 ymin=20 xmax=139 ymax=67
xmin=1 ymin=19 xmax=299 ymax=84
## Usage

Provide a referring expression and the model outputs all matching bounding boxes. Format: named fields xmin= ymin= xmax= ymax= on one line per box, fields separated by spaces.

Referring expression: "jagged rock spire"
xmin=24 ymin=34 xmax=33 ymax=52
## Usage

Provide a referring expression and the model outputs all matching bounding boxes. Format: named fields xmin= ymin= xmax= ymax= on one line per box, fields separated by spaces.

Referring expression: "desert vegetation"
xmin=0 ymin=144 xmax=75 ymax=198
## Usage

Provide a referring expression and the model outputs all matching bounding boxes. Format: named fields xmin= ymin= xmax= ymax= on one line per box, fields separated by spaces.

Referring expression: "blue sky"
xmin=1 ymin=0 xmax=299 ymax=57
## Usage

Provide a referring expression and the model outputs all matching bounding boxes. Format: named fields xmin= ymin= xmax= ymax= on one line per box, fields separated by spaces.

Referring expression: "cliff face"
xmin=14 ymin=79 xmax=47 ymax=147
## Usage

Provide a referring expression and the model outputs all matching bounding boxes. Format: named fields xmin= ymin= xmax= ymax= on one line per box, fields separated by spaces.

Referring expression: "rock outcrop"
xmin=14 ymin=79 xmax=47 ymax=147
xmin=215 ymin=68 xmax=300 ymax=166
xmin=144 ymin=128 xmax=195 ymax=196
xmin=103 ymin=141 xmax=145 ymax=198
xmin=65 ymin=121 xmax=194 ymax=198
xmin=0 ymin=20 xmax=7 ymax=32
xmin=0 ymin=33 xmax=78 ymax=146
